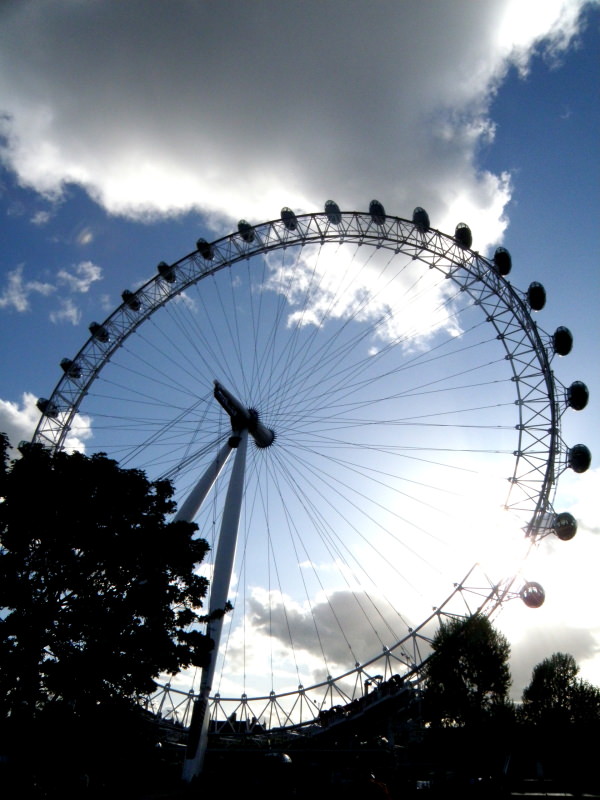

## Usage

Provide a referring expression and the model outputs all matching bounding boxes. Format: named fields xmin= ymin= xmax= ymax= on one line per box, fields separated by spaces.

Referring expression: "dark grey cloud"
xmin=0 ymin=0 xmax=591 ymax=245
xmin=510 ymin=623 xmax=600 ymax=698
xmin=246 ymin=589 xmax=423 ymax=673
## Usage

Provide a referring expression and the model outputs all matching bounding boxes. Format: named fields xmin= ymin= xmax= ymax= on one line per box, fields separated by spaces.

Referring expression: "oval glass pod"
xmin=493 ymin=247 xmax=512 ymax=276
xmin=454 ymin=222 xmax=472 ymax=249
xmin=36 ymin=398 xmax=59 ymax=418
xmin=521 ymin=582 xmax=545 ymax=608
xmin=567 ymin=381 xmax=589 ymax=411
xmin=280 ymin=207 xmax=298 ymax=231
xmin=324 ymin=200 xmax=342 ymax=225
xmin=553 ymin=511 xmax=577 ymax=541
xmin=568 ymin=443 xmax=591 ymax=473
xmin=89 ymin=322 xmax=109 ymax=342
xmin=553 ymin=326 xmax=573 ymax=356
xmin=369 ymin=200 xmax=386 ymax=226
xmin=157 ymin=261 xmax=176 ymax=283
xmin=196 ymin=238 xmax=214 ymax=259
xmin=122 ymin=289 xmax=141 ymax=311
xmin=60 ymin=358 xmax=81 ymax=379
xmin=237 ymin=220 xmax=255 ymax=243
xmin=527 ymin=281 xmax=546 ymax=311
xmin=412 ymin=207 xmax=430 ymax=233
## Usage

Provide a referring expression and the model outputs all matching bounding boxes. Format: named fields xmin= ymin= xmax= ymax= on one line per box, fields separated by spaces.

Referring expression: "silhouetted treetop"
xmin=423 ymin=613 xmax=512 ymax=727
xmin=521 ymin=652 xmax=600 ymax=726
xmin=0 ymin=435 xmax=214 ymax=721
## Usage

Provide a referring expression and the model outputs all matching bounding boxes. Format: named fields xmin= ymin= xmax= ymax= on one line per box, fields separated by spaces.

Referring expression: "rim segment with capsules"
xmin=33 ymin=202 xmax=589 ymax=731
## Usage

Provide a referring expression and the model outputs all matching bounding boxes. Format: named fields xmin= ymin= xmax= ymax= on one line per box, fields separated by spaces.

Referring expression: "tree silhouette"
xmin=422 ymin=614 xmax=512 ymax=728
xmin=0 ymin=434 xmax=217 ymax=787
xmin=521 ymin=652 xmax=600 ymax=726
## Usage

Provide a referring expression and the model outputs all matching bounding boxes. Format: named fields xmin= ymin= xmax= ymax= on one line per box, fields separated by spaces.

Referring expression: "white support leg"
xmin=182 ymin=428 xmax=248 ymax=782
xmin=174 ymin=440 xmax=233 ymax=524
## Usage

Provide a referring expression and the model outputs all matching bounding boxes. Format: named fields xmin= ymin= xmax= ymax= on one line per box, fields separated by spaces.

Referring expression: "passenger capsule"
xmin=454 ymin=222 xmax=472 ymax=249
xmin=526 ymin=282 xmax=546 ymax=311
xmin=412 ymin=207 xmax=430 ymax=233
xmin=567 ymin=380 xmax=589 ymax=411
xmin=280 ymin=207 xmax=298 ymax=231
xmin=36 ymin=398 xmax=59 ymax=418
xmin=553 ymin=326 xmax=573 ymax=356
xmin=157 ymin=261 xmax=176 ymax=283
xmin=520 ymin=582 xmax=545 ymax=608
xmin=568 ymin=443 xmax=591 ymax=473
xmin=553 ymin=511 xmax=577 ymax=541
xmin=121 ymin=289 xmax=141 ymax=311
xmin=493 ymin=247 xmax=512 ymax=276
xmin=196 ymin=238 xmax=214 ymax=259
xmin=237 ymin=220 xmax=255 ymax=243
xmin=89 ymin=322 xmax=109 ymax=343
xmin=60 ymin=358 xmax=81 ymax=380
xmin=324 ymin=200 xmax=342 ymax=225
xmin=369 ymin=200 xmax=386 ymax=225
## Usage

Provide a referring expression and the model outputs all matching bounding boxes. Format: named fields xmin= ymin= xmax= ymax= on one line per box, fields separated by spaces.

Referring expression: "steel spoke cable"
xmin=265 ymin=312 xmax=497 ymax=426
xmin=281 ymin=442 xmax=457 ymax=558
xmin=269 ymin=442 xmax=439 ymax=601
xmin=277 ymin=337 xmax=506 ymax=423
xmin=261 ymin=455 xmax=334 ymax=678
xmin=103 ymin=345 xmax=205 ymax=402
xmin=265 ymin=445 xmax=418 ymax=646
xmin=132 ymin=306 xmax=216 ymax=390
xmin=264 ymin=242 xmax=392 ymax=414
xmin=262 ymin=447 xmax=393 ymax=656
xmin=259 ymin=244 xmax=408 ymax=417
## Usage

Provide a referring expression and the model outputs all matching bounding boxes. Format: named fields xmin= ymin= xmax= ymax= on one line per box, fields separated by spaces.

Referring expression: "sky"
xmin=0 ymin=0 xmax=599 ymax=709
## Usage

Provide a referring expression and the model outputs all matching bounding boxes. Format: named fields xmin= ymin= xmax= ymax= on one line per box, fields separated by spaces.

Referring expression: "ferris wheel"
xmin=34 ymin=201 xmax=589 ymax=754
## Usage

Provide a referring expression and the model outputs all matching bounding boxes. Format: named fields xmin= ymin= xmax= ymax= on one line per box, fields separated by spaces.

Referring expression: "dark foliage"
xmin=0 ymin=434 xmax=216 ymax=788
xmin=521 ymin=651 xmax=600 ymax=726
xmin=422 ymin=613 xmax=512 ymax=728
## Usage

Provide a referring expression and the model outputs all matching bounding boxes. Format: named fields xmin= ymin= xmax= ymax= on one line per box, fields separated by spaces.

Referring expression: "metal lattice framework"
xmin=144 ymin=564 xmax=517 ymax=734
xmin=33 ymin=206 xmax=583 ymax=734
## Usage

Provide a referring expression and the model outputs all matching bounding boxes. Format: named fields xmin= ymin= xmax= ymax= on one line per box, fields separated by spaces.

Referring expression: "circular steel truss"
xmin=33 ymin=205 xmax=585 ymax=734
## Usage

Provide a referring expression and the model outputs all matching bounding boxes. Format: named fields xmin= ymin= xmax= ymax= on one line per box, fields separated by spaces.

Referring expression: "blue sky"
xmin=0 ymin=0 xmax=598 ymax=704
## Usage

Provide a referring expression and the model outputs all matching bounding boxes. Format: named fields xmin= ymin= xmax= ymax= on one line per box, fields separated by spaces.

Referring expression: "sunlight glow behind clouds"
xmin=0 ymin=0 xmax=594 ymax=250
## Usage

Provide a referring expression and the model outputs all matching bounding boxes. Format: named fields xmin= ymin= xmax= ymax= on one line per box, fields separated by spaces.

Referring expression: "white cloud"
xmin=30 ymin=209 xmax=52 ymax=225
xmin=62 ymin=414 xmax=94 ymax=454
xmin=266 ymin=244 xmax=463 ymax=350
xmin=0 ymin=259 xmax=102 ymax=324
xmin=0 ymin=265 xmax=55 ymax=311
xmin=0 ymin=0 xmax=593 ymax=250
xmin=56 ymin=260 xmax=102 ymax=293
xmin=0 ymin=261 xmax=101 ymax=321
xmin=76 ymin=227 xmax=94 ymax=246
xmin=49 ymin=297 xmax=81 ymax=325
xmin=99 ymin=293 xmax=113 ymax=312
xmin=0 ymin=392 xmax=43 ymax=451
xmin=0 ymin=391 xmax=93 ymax=456
xmin=495 ymin=0 xmax=588 ymax=72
